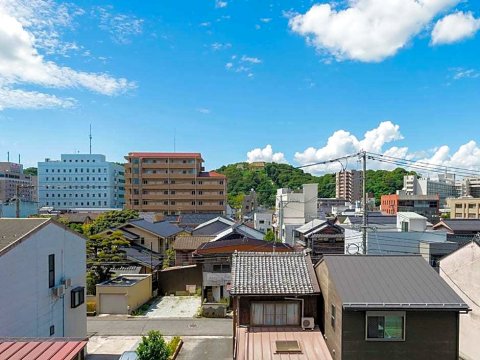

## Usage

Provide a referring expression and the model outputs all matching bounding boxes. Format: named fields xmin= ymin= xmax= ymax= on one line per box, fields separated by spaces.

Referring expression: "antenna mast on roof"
xmin=174 ymin=128 xmax=176 ymax=152
xmin=89 ymin=124 xmax=92 ymax=154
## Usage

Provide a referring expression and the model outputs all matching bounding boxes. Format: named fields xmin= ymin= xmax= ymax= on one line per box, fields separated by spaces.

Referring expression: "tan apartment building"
xmin=124 ymin=152 xmax=226 ymax=214
xmin=336 ymin=169 xmax=362 ymax=203
xmin=448 ymin=197 xmax=480 ymax=219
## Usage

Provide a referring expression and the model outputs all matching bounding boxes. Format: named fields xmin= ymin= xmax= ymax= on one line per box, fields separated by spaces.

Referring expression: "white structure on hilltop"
xmin=38 ymin=154 xmax=125 ymax=210
xmin=0 ymin=218 xmax=87 ymax=338
xmin=275 ymin=183 xmax=318 ymax=245
xmin=439 ymin=240 xmax=480 ymax=360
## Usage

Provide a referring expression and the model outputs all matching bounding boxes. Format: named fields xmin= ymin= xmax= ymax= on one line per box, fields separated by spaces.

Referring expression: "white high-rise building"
xmin=38 ymin=154 xmax=125 ymax=210
xmin=403 ymin=174 xmax=458 ymax=206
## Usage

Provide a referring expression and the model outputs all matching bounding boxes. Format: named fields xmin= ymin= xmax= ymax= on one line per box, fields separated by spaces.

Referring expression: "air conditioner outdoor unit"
xmin=52 ymin=285 xmax=66 ymax=297
xmin=302 ymin=317 xmax=315 ymax=330
xmin=62 ymin=278 xmax=72 ymax=288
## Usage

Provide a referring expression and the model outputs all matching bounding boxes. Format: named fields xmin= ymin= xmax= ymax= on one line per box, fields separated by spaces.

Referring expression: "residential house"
xmin=193 ymin=239 xmax=293 ymax=303
xmin=211 ymin=223 xmax=265 ymax=241
xmin=432 ymin=218 xmax=480 ymax=245
xmin=253 ymin=210 xmax=273 ymax=234
xmin=294 ymin=219 xmax=345 ymax=261
xmin=439 ymin=240 xmax=480 ymax=360
xmin=315 ymin=255 xmax=469 ymax=360
xmin=191 ymin=216 xmax=236 ymax=235
xmin=173 ymin=235 xmax=214 ymax=265
xmin=231 ymin=251 xmax=332 ymax=360
xmin=0 ymin=218 xmax=87 ymax=338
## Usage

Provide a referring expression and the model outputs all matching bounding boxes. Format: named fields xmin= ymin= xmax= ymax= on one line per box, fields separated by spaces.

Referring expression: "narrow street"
xmin=88 ymin=316 xmax=233 ymax=336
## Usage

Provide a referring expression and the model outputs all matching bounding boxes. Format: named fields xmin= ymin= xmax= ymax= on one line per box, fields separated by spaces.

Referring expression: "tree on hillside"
xmin=23 ymin=167 xmax=37 ymax=176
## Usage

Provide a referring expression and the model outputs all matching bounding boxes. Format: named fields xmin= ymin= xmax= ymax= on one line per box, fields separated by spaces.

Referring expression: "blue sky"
xmin=0 ymin=0 xmax=479 ymax=173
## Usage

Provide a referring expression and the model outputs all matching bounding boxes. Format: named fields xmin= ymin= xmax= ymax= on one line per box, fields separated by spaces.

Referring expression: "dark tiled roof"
xmin=435 ymin=219 xmax=480 ymax=232
xmin=195 ymin=238 xmax=293 ymax=255
xmin=231 ymin=251 xmax=320 ymax=295
xmin=0 ymin=218 xmax=50 ymax=253
xmin=123 ymin=245 xmax=162 ymax=268
xmin=319 ymin=255 xmax=469 ymax=310
xmin=163 ymin=213 xmax=223 ymax=227
xmin=173 ymin=236 xmax=215 ymax=250
xmin=346 ymin=213 xmax=397 ymax=225
xmin=127 ymin=219 xmax=183 ymax=238
xmin=192 ymin=217 xmax=235 ymax=235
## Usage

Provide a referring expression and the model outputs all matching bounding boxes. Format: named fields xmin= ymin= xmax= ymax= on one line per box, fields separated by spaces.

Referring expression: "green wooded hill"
xmin=215 ymin=162 xmax=414 ymax=208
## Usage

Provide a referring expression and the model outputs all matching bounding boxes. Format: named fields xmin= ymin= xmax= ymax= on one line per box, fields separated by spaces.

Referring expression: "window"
xmin=331 ymin=304 xmax=336 ymax=330
xmin=48 ymin=254 xmax=55 ymax=288
xmin=50 ymin=325 xmax=55 ymax=336
xmin=366 ymin=312 xmax=405 ymax=341
xmin=401 ymin=221 xmax=409 ymax=232
xmin=71 ymin=287 xmax=85 ymax=308
xmin=251 ymin=302 xmax=300 ymax=326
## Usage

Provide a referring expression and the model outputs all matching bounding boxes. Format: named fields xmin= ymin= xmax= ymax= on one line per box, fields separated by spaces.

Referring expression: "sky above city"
xmin=0 ymin=0 xmax=479 ymax=174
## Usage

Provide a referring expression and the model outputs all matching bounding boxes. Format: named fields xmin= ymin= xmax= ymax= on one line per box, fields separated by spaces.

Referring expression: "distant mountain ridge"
xmin=215 ymin=162 xmax=414 ymax=208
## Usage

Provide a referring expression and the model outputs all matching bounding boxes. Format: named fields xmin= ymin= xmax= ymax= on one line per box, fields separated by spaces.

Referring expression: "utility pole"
xmin=15 ymin=184 xmax=34 ymax=218
xmin=275 ymin=196 xmax=283 ymax=253
xmin=362 ymin=151 xmax=367 ymax=254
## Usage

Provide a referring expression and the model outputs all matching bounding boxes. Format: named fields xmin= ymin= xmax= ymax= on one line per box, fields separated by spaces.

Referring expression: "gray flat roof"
xmin=319 ymin=255 xmax=469 ymax=311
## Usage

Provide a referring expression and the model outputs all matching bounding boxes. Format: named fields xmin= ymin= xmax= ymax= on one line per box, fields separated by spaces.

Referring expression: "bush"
xmin=136 ymin=331 xmax=170 ymax=360
xmin=167 ymin=336 xmax=181 ymax=356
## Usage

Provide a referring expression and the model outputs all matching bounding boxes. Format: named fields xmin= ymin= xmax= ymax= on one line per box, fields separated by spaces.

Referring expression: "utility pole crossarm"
xmin=362 ymin=151 xmax=367 ymax=255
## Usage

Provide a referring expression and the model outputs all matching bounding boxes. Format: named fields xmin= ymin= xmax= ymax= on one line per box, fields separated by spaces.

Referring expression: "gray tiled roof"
xmin=128 ymin=219 xmax=183 ymax=238
xmin=230 ymin=251 xmax=320 ymax=295
xmin=0 ymin=218 xmax=50 ymax=253
xmin=439 ymin=219 xmax=480 ymax=232
xmin=320 ymin=255 xmax=469 ymax=310
xmin=173 ymin=236 xmax=215 ymax=250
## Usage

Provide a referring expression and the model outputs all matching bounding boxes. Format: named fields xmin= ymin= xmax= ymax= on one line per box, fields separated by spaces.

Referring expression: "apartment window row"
xmin=137 ymin=159 xmax=196 ymax=164
xmin=132 ymin=200 xmax=223 ymax=206
xmin=45 ymin=185 xmax=110 ymax=190
xmin=43 ymin=176 xmax=108 ymax=182
xmin=45 ymin=201 xmax=108 ymax=207
xmin=45 ymin=168 xmax=107 ymax=173
xmin=45 ymin=193 xmax=108 ymax=198
xmin=62 ymin=159 xmax=97 ymax=163
xmin=132 ymin=179 xmax=224 ymax=186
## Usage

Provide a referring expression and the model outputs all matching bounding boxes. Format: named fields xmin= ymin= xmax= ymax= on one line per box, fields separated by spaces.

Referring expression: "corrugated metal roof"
xmin=320 ymin=255 xmax=469 ymax=310
xmin=0 ymin=340 xmax=87 ymax=360
xmin=231 ymin=251 xmax=320 ymax=295
xmin=435 ymin=219 xmax=480 ymax=232
xmin=235 ymin=327 xmax=333 ymax=360
xmin=0 ymin=218 xmax=50 ymax=253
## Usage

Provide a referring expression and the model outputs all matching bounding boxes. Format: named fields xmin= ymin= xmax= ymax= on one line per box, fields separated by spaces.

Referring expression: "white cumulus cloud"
xmin=215 ymin=1 xmax=228 ymax=9
xmin=0 ymin=0 xmax=135 ymax=111
xmin=0 ymin=88 xmax=75 ymax=110
xmin=289 ymin=0 xmax=458 ymax=62
xmin=247 ymin=145 xmax=287 ymax=164
xmin=432 ymin=11 xmax=480 ymax=45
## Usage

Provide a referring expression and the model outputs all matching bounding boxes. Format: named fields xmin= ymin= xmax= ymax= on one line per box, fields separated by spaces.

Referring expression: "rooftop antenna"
xmin=18 ymin=154 xmax=20 ymax=164
xmin=89 ymin=124 xmax=92 ymax=155
xmin=173 ymin=128 xmax=176 ymax=152
xmin=7 ymin=151 xmax=9 ymax=162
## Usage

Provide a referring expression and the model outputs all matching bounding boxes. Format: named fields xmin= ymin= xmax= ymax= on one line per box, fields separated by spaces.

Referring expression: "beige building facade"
xmin=448 ymin=197 xmax=480 ymax=219
xmin=124 ymin=152 xmax=226 ymax=214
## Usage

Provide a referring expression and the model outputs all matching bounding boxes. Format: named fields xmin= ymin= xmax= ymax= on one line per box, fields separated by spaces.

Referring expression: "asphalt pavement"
xmin=88 ymin=317 xmax=233 ymax=337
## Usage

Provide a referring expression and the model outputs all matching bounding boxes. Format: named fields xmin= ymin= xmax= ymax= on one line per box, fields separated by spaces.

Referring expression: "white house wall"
xmin=0 ymin=223 xmax=86 ymax=338
xmin=439 ymin=242 xmax=480 ymax=360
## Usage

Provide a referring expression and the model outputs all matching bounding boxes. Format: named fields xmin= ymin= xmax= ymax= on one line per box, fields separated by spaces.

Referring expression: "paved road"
xmin=177 ymin=336 xmax=232 ymax=360
xmin=88 ymin=317 xmax=233 ymax=337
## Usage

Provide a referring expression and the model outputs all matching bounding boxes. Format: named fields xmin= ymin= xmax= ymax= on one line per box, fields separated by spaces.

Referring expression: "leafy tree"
xmin=23 ymin=167 xmax=37 ymax=176
xmin=264 ymin=229 xmax=275 ymax=242
xmin=136 ymin=330 xmax=170 ymax=360
xmin=85 ymin=209 xmax=139 ymax=235
xmin=162 ymin=248 xmax=175 ymax=269
xmin=86 ymin=230 xmax=130 ymax=294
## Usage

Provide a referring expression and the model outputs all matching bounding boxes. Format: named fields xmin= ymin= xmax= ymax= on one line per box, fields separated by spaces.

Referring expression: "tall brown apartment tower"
xmin=124 ymin=152 xmax=227 ymax=215
xmin=336 ymin=169 xmax=363 ymax=203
